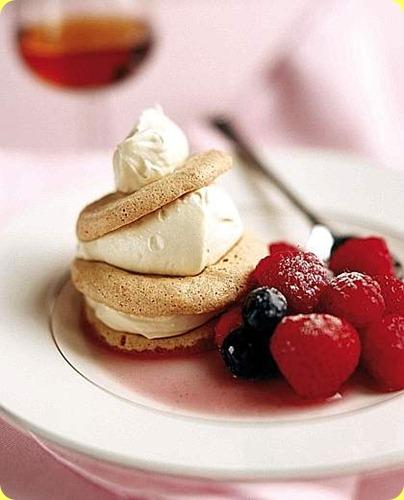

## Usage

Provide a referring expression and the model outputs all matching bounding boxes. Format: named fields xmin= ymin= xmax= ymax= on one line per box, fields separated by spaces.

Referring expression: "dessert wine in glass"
xmin=16 ymin=0 xmax=154 ymax=89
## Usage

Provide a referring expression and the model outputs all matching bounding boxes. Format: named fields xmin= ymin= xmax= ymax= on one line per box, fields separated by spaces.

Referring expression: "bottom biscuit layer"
xmin=83 ymin=301 xmax=216 ymax=357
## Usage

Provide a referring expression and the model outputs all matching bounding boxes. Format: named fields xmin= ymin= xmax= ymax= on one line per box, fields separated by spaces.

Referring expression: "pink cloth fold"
xmin=234 ymin=0 xmax=404 ymax=171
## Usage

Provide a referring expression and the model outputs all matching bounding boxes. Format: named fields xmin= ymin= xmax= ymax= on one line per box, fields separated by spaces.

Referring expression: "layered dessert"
xmin=71 ymin=106 xmax=266 ymax=355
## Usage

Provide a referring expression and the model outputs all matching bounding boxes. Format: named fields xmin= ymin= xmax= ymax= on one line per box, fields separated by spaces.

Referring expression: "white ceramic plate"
xmin=1 ymin=147 xmax=404 ymax=480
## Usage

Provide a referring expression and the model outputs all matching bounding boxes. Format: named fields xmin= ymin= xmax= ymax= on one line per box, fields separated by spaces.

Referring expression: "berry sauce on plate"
xmin=51 ymin=281 xmax=394 ymax=423
xmin=81 ymin=329 xmax=341 ymax=417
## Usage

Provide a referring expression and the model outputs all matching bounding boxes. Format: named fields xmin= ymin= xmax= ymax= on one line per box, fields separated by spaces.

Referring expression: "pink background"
xmin=1 ymin=0 xmax=404 ymax=499
xmin=1 ymin=0 xmax=404 ymax=170
xmin=0 ymin=0 xmax=309 ymax=151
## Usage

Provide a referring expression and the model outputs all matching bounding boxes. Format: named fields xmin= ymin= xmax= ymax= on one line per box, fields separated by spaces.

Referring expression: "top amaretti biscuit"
xmin=77 ymin=150 xmax=232 ymax=242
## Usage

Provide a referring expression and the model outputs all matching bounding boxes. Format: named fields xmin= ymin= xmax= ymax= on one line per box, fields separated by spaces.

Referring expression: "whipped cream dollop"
xmin=78 ymin=185 xmax=243 ymax=276
xmin=113 ymin=106 xmax=189 ymax=193
xmin=85 ymin=297 xmax=217 ymax=339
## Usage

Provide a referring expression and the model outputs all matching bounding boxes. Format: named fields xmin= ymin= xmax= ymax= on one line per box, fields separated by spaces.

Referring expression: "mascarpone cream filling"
xmin=86 ymin=297 xmax=217 ymax=339
xmin=77 ymin=184 xmax=243 ymax=276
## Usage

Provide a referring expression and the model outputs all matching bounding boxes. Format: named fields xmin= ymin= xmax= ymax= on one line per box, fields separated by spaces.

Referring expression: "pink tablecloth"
xmin=1 ymin=150 xmax=404 ymax=500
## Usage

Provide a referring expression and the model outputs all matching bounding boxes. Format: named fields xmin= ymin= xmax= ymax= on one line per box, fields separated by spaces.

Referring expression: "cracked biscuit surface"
xmin=77 ymin=150 xmax=232 ymax=241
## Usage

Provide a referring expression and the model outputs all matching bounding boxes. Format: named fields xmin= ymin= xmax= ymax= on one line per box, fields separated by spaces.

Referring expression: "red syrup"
xmin=80 ymin=323 xmax=375 ymax=420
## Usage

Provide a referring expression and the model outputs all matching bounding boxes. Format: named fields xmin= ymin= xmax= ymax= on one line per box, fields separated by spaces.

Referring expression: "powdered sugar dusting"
xmin=258 ymin=251 xmax=332 ymax=313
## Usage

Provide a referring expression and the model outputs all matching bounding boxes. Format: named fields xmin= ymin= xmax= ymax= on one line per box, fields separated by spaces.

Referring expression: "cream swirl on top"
xmin=113 ymin=105 xmax=189 ymax=193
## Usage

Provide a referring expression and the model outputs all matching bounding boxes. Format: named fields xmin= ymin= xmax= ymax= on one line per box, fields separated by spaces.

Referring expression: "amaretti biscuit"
xmin=72 ymin=234 xmax=265 ymax=317
xmin=84 ymin=302 xmax=216 ymax=355
xmin=77 ymin=150 xmax=231 ymax=242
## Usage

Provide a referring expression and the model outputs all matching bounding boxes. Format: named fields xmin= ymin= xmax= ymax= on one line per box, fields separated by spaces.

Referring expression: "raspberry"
xmin=214 ymin=306 xmax=243 ymax=347
xmin=329 ymin=237 xmax=394 ymax=276
xmin=319 ymin=272 xmax=385 ymax=328
xmin=374 ymin=275 xmax=404 ymax=316
xmin=254 ymin=251 xmax=332 ymax=313
xmin=254 ymin=255 xmax=273 ymax=284
xmin=270 ymin=314 xmax=361 ymax=399
xmin=361 ymin=315 xmax=404 ymax=391
xmin=268 ymin=241 xmax=300 ymax=255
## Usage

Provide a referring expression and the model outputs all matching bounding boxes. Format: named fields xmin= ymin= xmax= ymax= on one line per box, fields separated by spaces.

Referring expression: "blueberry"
xmin=243 ymin=287 xmax=287 ymax=333
xmin=220 ymin=327 xmax=278 ymax=379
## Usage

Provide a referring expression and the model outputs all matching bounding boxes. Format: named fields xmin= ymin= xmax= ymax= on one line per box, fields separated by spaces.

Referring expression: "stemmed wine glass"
xmin=16 ymin=0 xmax=154 ymax=89
xmin=14 ymin=0 xmax=154 ymax=148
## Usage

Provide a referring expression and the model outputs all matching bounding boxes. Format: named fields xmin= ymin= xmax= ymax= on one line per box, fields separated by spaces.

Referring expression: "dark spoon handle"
xmin=211 ymin=117 xmax=328 ymax=229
